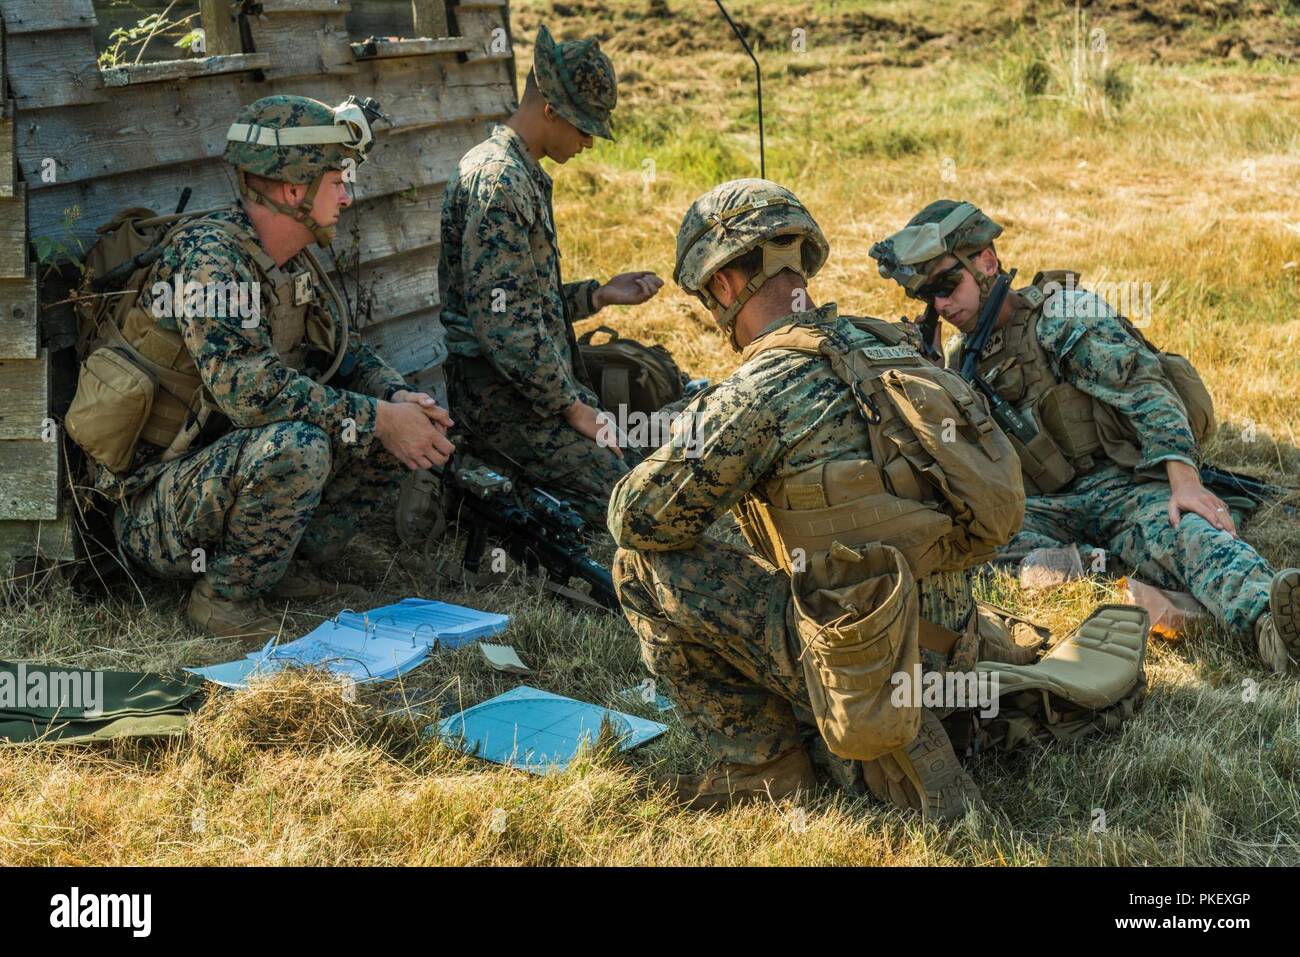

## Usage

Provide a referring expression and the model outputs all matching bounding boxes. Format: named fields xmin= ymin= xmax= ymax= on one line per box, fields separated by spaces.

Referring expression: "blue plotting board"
xmin=437 ymin=686 xmax=668 ymax=774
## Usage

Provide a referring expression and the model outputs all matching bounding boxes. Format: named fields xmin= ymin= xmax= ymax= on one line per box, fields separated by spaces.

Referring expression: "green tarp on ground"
xmin=0 ymin=661 xmax=207 ymax=745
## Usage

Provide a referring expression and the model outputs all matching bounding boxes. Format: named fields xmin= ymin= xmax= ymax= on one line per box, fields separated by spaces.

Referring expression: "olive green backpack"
xmin=577 ymin=326 xmax=686 ymax=415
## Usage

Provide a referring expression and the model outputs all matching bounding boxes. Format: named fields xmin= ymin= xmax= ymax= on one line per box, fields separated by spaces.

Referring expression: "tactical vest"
xmin=732 ymin=315 xmax=1026 ymax=583
xmin=66 ymin=210 xmax=345 ymax=474
xmin=960 ymin=270 xmax=1215 ymax=495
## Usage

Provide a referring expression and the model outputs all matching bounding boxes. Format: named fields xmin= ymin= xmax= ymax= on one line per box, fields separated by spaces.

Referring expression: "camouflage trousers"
xmin=113 ymin=421 xmax=404 ymax=601
xmin=1000 ymin=464 xmax=1273 ymax=635
xmin=612 ymin=538 xmax=809 ymax=765
xmin=613 ymin=535 xmax=984 ymax=765
xmin=448 ymin=356 xmax=629 ymax=527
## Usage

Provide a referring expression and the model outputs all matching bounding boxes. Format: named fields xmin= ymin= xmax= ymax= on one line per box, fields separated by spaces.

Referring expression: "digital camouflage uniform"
xmin=945 ymin=289 xmax=1276 ymax=637
xmin=97 ymin=97 xmax=408 ymax=602
xmin=608 ymin=180 xmax=1031 ymax=827
xmin=613 ymin=302 xmax=990 ymax=763
xmin=439 ymin=27 xmax=625 ymax=526
xmin=871 ymin=199 xmax=1299 ymax=673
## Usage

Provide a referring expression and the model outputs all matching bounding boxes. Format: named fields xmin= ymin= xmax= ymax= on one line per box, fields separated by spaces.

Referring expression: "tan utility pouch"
xmin=1036 ymin=383 xmax=1103 ymax=461
xmin=789 ymin=541 xmax=921 ymax=761
xmin=64 ymin=347 xmax=157 ymax=474
xmin=1012 ymin=429 xmax=1076 ymax=495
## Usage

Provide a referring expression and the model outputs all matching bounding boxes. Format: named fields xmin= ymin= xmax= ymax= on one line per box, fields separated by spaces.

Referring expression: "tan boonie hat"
xmin=533 ymin=25 xmax=618 ymax=140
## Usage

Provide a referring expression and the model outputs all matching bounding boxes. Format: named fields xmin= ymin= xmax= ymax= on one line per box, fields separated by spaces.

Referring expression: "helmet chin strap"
xmin=237 ymin=169 xmax=336 ymax=246
xmin=707 ymin=237 xmax=809 ymax=351
xmin=953 ymin=248 xmax=998 ymax=305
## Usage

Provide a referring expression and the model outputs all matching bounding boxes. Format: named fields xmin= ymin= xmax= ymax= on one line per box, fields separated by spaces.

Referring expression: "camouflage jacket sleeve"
xmin=1037 ymin=291 xmax=1198 ymax=472
xmin=565 ymin=278 xmax=601 ymax=323
xmin=461 ymin=180 xmax=581 ymax=418
xmin=608 ymin=378 xmax=783 ymax=550
xmin=170 ymin=236 xmax=383 ymax=445
xmin=333 ymin=331 xmax=408 ymax=403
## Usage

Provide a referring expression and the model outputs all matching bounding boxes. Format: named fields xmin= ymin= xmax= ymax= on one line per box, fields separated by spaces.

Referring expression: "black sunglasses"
xmin=916 ymin=261 xmax=967 ymax=303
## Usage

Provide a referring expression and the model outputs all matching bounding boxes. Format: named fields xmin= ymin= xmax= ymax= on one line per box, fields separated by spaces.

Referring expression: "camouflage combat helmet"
xmin=224 ymin=94 xmax=385 ymax=245
xmin=674 ymin=179 xmax=829 ymax=349
xmin=870 ymin=200 xmax=1004 ymax=300
xmin=533 ymin=25 xmax=618 ymax=140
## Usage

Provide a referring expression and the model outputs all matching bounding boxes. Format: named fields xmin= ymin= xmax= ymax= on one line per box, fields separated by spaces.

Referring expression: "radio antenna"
xmin=714 ymin=0 xmax=765 ymax=179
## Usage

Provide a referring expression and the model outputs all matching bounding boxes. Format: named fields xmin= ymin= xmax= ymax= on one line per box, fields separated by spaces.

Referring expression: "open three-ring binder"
xmin=186 ymin=598 xmax=511 ymax=689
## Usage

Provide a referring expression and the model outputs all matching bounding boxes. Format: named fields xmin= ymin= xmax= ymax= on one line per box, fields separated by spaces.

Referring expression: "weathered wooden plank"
xmin=199 ymin=0 xmax=241 ymax=56
xmin=350 ymin=122 xmax=489 ymax=204
xmin=3 ymin=28 xmax=105 ymax=110
xmin=0 ymin=186 xmax=26 ymax=278
xmin=0 ymin=515 xmax=76 ymax=569
xmin=18 ymin=58 xmax=511 ymax=189
xmin=451 ymin=4 xmax=513 ymax=64
xmin=351 ymin=37 xmax=473 ymax=59
xmin=412 ymin=0 xmax=449 ymax=37
xmin=0 ymin=354 xmax=48 ymax=440
xmin=0 ymin=439 xmax=59 ymax=520
xmin=101 ymin=53 xmax=271 ymax=88
xmin=260 ymin=0 xmax=352 ymax=11
xmin=349 ymin=245 xmax=440 ymax=329
xmin=0 ymin=278 xmax=38 ymax=359
xmin=27 ymin=118 xmax=492 ymax=250
xmin=0 ymin=0 xmax=97 ymax=34
xmin=246 ymin=11 xmax=357 ymax=79
xmin=336 ymin=182 xmax=443 ymax=265
xmin=360 ymin=308 xmax=446 ymax=377
xmin=0 ymin=107 xmax=13 ymax=198
xmin=28 ymin=160 xmax=235 ymax=249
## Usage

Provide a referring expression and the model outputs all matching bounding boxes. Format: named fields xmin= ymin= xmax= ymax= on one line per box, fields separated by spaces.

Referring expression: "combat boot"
xmin=860 ymin=709 xmax=983 ymax=821
xmin=270 ymin=560 xmax=372 ymax=605
xmin=670 ymin=747 xmax=817 ymax=811
xmin=1256 ymin=568 xmax=1300 ymax=675
xmin=395 ymin=468 xmax=446 ymax=547
xmin=187 ymin=579 xmax=285 ymax=641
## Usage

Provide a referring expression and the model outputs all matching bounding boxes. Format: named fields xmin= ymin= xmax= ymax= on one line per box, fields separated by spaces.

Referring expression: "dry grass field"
xmin=1 ymin=0 xmax=1299 ymax=865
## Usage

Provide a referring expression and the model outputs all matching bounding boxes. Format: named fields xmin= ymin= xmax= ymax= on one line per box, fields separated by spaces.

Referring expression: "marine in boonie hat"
xmin=532 ymin=25 xmax=618 ymax=141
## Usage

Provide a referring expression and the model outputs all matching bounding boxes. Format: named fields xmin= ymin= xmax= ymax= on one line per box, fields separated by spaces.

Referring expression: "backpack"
xmin=577 ymin=326 xmax=686 ymax=415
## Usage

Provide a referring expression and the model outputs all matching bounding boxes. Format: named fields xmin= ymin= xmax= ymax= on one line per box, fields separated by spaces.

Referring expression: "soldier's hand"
xmin=390 ymin=389 xmax=454 ymax=430
xmin=1167 ymin=460 xmax=1237 ymax=537
xmin=376 ymin=399 xmax=455 ymax=470
xmin=592 ymin=271 xmax=664 ymax=309
xmin=564 ymin=399 xmax=623 ymax=459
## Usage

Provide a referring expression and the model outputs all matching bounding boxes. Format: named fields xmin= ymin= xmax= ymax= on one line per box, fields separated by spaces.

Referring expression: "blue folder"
xmin=437 ymin=686 xmax=668 ymax=774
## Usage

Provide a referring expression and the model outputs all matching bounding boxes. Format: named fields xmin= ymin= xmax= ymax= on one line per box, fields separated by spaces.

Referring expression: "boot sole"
xmin=861 ymin=709 xmax=982 ymax=821
xmin=1262 ymin=568 xmax=1300 ymax=675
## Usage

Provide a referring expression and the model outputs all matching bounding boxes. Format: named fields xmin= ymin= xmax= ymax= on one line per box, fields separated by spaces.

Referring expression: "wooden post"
xmin=411 ymin=0 xmax=449 ymax=39
xmin=200 ymin=0 xmax=242 ymax=56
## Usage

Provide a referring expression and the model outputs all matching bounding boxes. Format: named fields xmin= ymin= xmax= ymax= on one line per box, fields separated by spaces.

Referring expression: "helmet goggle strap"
xmin=226 ymin=102 xmax=377 ymax=156
xmin=706 ymin=236 xmax=808 ymax=351
xmin=237 ymin=169 xmax=336 ymax=246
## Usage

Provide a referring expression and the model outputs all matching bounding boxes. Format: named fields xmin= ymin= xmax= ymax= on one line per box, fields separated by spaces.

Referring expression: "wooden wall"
xmin=0 ymin=0 xmax=518 ymax=549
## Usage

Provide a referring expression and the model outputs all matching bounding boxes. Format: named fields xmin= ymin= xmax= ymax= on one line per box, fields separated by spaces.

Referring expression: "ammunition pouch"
xmin=789 ymin=541 xmax=921 ymax=761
